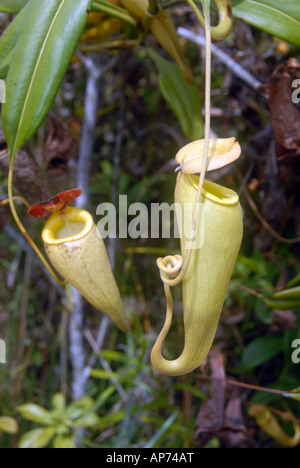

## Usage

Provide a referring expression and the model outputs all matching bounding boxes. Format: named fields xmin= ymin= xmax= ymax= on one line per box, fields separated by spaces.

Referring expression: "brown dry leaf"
xmin=221 ymin=386 xmax=247 ymax=447
xmin=195 ymin=350 xmax=248 ymax=447
xmin=0 ymin=132 xmax=49 ymax=205
xmin=268 ymin=65 xmax=300 ymax=151
xmin=194 ymin=349 xmax=226 ymax=447
xmin=44 ymin=116 xmax=77 ymax=175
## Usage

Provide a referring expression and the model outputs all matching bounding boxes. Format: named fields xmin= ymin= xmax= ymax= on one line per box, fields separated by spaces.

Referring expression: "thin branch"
xmin=69 ymin=54 xmax=117 ymax=402
xmin=82 ymin=78 xmax=126 ymax=389
xmin=177 ymin=27 xmax=263 ymax=92
xmin=243 ymin=185 xmax=300 ymax=244
xmin=84 ymin=329 xmax=126 ymax=399
xmin=196 ymin=374 xmax=300 ymax=401
xmin=75 ymin=53 xmax=117 ymax=209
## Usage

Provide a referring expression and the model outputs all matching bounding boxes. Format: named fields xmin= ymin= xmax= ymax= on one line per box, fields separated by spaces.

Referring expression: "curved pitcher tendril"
xmin=151 ymin=171 xmax=243 ymax=377
xmin=155 ymin=0 xmax=212 ymax=291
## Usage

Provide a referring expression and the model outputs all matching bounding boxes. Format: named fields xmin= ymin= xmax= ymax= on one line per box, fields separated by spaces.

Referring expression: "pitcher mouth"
xmin=42 ymin=207 xmax=94 ymax=245
xmin=187 ymin=175 xmax=240 ymax=206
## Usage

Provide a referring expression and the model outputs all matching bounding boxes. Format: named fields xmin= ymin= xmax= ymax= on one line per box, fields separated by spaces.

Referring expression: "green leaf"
xmin=263 ymin=298 xmax=300 ymax=310
xmin=51 ymin=393 xmax=66 ymax=413
xmin=241 ymin=335 xmax=283 ymax=372
xmin=0 ymin=0 xmax=29 ymax=13
xmin=2 ymin=0 xmax=92 ymax=163
xmin=272 ymin=286 xmax=300 ymax=300
xmin=287 ymin=272 xmax=300 ymax=289
xmin=148 ymin=48 xmax=203 ymax=141
xmin=97 ymin=410 xmax=125 ymax=430
xmin=0 ymin=50 xmax=13 ymax=79
xmin=65 ymin=396 xmax=94 ymax=420
xmin=100 ymin=350 xmax=129 ymax=363
xmin=231 ymin=0 xmax=300 ymax=47
xmin=92 ymin=0 xmax=137 ymax=26
xmin=18 ymin=427 xmax=56 ymax=449
xmin=263 ymin=286 xmax=300 ymax=310
xmin=0 ymin=417 xmax=18 ymax=434
xmin=52 ymin=435 xmax=76 ymax=449
xmin=18 ymin=403 xmax=53 ymax=424
xmin=144 ymin=411 xmax=179 ymax=449
xmin=0 ymin=1 xmax=30 ymax=76
xmin=72 ymin=413 xmax=101 ymax=428
xmin=90 ymin=369 xmax=118 ymax=380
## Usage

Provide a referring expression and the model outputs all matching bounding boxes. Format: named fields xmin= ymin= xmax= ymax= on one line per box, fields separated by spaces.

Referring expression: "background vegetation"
xmin=0 ymin=0 xmax=300 ymax=448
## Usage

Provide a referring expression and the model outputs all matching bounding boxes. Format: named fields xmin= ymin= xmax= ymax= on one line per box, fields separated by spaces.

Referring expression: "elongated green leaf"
xmin=92 ymin=0 xmax=137 ymax=26
xmin=145 ymin=411 xmax=179 ymax=449
xmin=242 ymin=335 xmax=283 ymax=371
xmin=272 ymin=286 xmax=300 ymax=300
xmin=0 ymin=1 xmax=30 ymax=78
xmin=231 ymin=0 xmax=300 ymax=47
xmin=287 ymin=272 xmax=300 ymax=289
xmin=263 ymin=286 xmax=300 ymax=310
xmin=149 ymin=48 xmax=203 ymax=141
xmin=0 ymin=0 xmax=29 ymax=13
xmin=271 ymin=300 xmax=300 ymax=309
xmin=18 ymin=427 xmax=56 ymax=449
xmin=0 ymin=49 xmax=12 ymax=79
xmin=18 ymin=403 xmax=53 ymax=424
xmin=72 ymin=413 xmax=101 ymax=428
xmin=2 ymin=0 xmax=92 ymax=163
xmin=90 ymin=369 xmax=118 ymax=380
xmin=263 ymin=298 xmax=300 ymax=310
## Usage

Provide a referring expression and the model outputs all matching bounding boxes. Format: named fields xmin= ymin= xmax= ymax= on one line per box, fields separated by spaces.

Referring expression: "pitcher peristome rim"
xmin=42 ymin=207 xmax=94 ymax=246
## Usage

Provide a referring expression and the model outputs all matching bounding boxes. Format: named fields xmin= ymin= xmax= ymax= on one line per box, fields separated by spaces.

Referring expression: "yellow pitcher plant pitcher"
xmin=151 ymin=138 xmax=243 ymax=376
xmin=42 ymin=206 xmax=131 ymax=333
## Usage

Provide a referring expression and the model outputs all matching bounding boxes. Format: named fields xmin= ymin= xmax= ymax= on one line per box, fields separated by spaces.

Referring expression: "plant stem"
xmin=0 ymin=196 xmax=30 ymax=209
xmin=159 ymin=0 xmax=212 ymax=288
xmin=191 ymin=0 xmax=211 ymax=229
xmin=7 ymin=166 xmax=66 ymax=286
